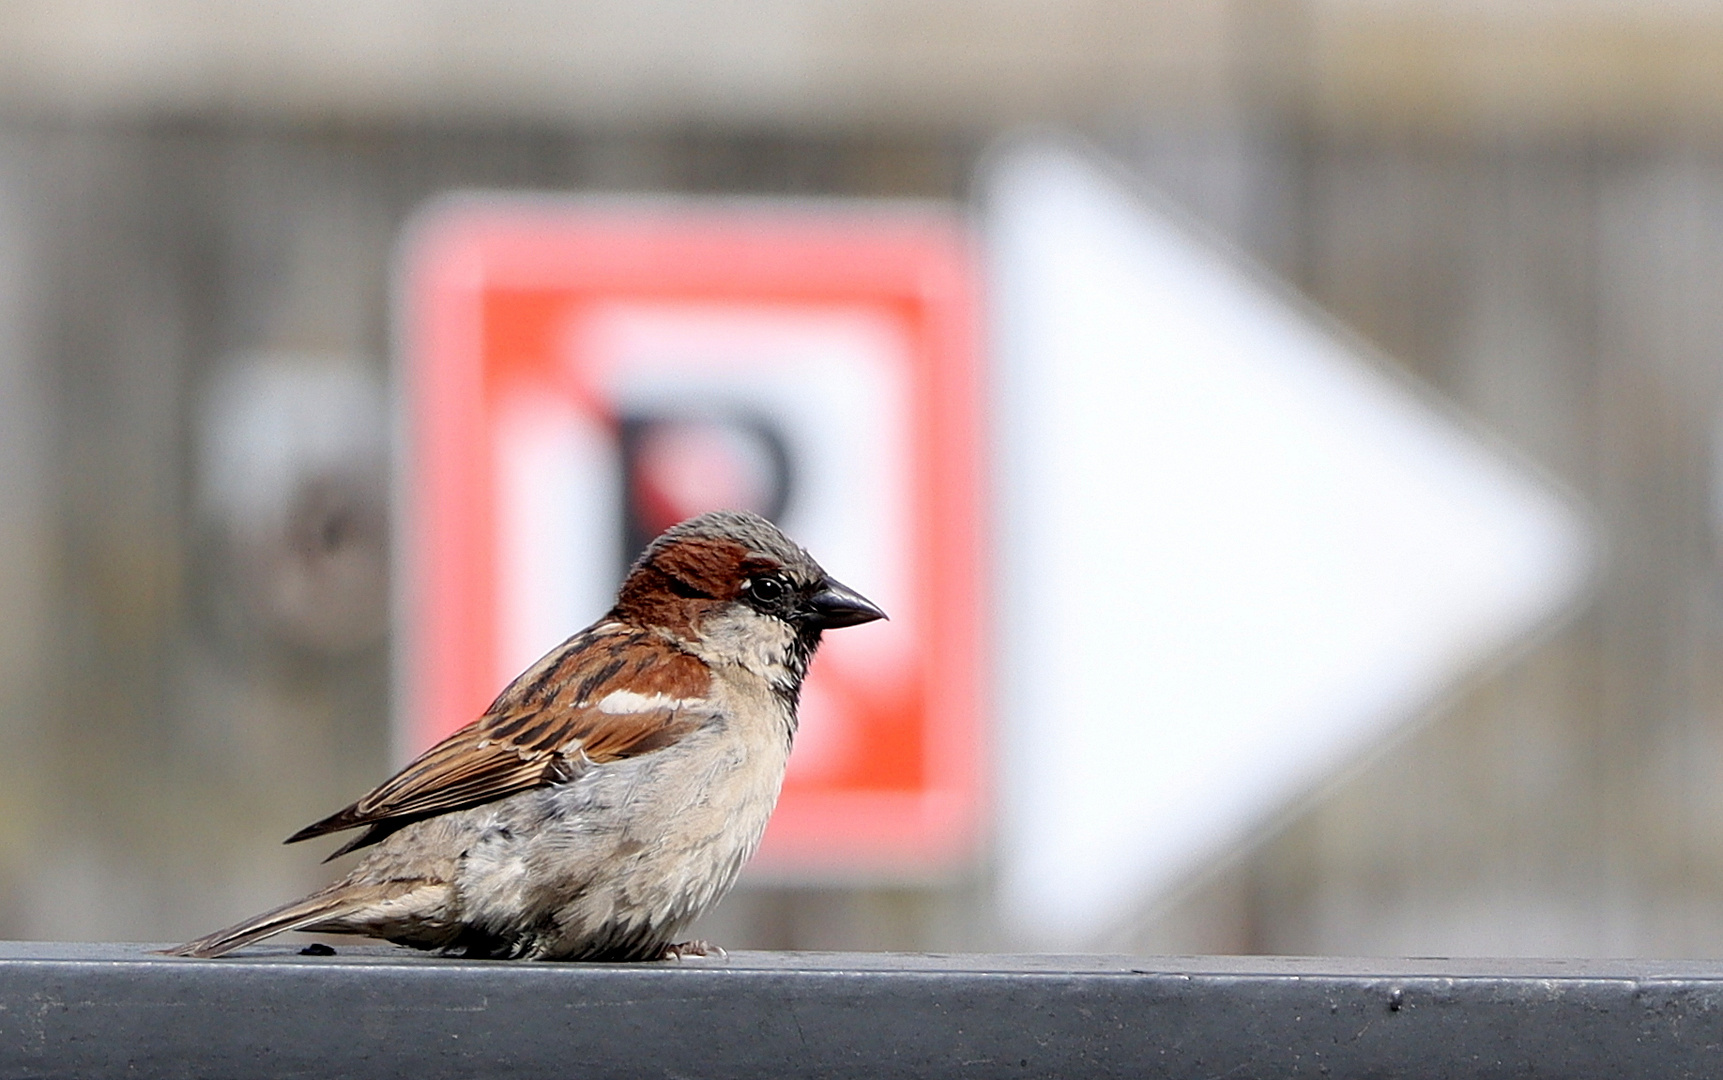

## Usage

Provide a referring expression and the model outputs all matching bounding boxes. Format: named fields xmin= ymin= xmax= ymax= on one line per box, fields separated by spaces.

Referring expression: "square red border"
xmin=395 ymin=195 xmax=986 ymax=876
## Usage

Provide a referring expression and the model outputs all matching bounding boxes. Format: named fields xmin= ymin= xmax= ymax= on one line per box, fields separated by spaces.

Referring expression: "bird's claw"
xmin=659 ymin=939 xmax=726 ymax=961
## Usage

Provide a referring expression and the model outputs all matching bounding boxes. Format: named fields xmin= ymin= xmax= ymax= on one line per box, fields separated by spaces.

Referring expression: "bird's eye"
xmin=747 ymin=576 xmax=785 ymax=605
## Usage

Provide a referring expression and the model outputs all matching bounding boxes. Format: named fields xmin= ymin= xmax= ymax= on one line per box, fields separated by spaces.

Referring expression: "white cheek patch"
xmin=694 ymin=607 xmax=798 ymax=684
xmin=595 ymin=690 xmax=688 ymax=715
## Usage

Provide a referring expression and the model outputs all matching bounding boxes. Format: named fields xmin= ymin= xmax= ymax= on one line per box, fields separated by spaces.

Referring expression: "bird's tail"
xmin=161 ymin=887 xmax=366 ymax=958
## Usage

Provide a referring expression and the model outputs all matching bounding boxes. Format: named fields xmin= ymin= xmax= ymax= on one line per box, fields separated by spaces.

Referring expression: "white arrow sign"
xmin=987 ymin=138 xmax=1594 ymax=947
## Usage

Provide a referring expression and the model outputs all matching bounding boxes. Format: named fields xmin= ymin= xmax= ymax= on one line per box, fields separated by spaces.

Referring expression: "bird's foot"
xmin=658 ymin=939 xmax=727 ymax=961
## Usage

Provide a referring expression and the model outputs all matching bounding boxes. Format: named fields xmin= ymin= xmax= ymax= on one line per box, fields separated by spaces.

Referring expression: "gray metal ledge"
xmin=2 ymin=943 xmax=1722 ymax=1078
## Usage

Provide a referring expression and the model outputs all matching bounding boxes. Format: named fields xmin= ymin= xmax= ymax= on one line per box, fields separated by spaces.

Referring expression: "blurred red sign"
xmin=397 ymin=196 xmax=984 ymax=875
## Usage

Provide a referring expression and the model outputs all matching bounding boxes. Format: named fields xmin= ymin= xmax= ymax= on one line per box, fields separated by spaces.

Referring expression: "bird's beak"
xmin=806 ymin=578 xmax=887 ymax=629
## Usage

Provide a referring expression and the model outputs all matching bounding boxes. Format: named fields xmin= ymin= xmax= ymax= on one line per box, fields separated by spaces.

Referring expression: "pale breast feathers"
xmin=286 ymin=624 xmax=713 ymax=858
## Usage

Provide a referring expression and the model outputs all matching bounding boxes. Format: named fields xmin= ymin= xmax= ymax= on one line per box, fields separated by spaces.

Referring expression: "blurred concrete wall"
xmin=1 ymin=1 xmax=1723 ymax=956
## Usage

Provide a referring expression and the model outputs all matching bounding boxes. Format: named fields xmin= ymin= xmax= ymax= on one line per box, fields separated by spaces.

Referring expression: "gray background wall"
xmin=0 ymin=1 xmax=1721 ymax=957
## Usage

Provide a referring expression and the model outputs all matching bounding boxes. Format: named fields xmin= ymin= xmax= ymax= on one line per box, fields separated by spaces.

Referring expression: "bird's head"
xmin=611 ymin=510 xmax=885 ymax=693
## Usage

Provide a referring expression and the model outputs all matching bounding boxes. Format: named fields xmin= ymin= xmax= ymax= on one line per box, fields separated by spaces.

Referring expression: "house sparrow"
xmin=167 ymin=510 xmax=884 ymax=960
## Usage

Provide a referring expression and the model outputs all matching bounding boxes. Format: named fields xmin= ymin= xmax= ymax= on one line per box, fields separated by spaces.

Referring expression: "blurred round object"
xmin=621 ymin=411 xmax=792 ymax=542
xmin=198 ymin=353 xmax=388 ymax=655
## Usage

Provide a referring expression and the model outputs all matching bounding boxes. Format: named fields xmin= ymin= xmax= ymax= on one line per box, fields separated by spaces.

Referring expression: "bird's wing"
xmin=287 ymin=622 xmax=712 ymax=847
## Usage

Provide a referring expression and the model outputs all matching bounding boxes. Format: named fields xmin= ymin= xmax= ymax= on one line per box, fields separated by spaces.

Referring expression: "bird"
xmin=166 ymin=509 xmax=885 ymax=961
